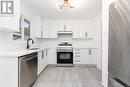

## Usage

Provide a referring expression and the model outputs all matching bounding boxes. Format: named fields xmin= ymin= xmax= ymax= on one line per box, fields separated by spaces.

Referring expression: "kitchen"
xmin=0 ymin=0 xmax=129 ymax=87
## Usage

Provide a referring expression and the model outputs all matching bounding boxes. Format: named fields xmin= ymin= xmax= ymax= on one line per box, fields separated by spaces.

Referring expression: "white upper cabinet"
xmin=64 ymin=20 xmax=73 ymax=31
xmin=72 ymin=20 xmax=80 ymax=38
xmin=31 ymin=18 xmax=95 ymax=39
xmin=55 ymin=20 xmax=73 ymax=31
xmin=42 ymin=18 xmax=50 ymax=38
xmin=31 ymin=16 xmax=42 ymax=38
xmin=79 ymin=20 xmax=94 ymax=39
xmin=56 ymin=20 xmax=64 ymax=31
xmin=0 ymin=0 xmax=20 ymax=32
xmin=49 ymin=19 xmax=58 ymax=38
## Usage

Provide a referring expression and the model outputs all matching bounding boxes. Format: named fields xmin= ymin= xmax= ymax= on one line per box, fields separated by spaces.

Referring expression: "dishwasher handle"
xmin=19 ymin=55 xmax=37 ymax=62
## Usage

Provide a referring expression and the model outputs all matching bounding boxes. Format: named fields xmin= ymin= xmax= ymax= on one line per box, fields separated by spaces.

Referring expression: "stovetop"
xmin=57 ymin=42 xmax=73 ymax=52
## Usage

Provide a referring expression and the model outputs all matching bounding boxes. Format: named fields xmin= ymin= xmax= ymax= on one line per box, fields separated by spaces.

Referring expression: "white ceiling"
xmin=21 ymin=0 xmax=102 ymax=19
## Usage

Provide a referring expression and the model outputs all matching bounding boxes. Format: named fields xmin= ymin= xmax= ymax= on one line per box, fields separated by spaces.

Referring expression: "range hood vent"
xmin=57 ymin=31 xmax=73 ymax=36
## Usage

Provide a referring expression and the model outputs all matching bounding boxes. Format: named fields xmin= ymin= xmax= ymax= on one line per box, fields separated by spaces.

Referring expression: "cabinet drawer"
xmin=75 ymin=49 xmax=80 ymax=51
xmin=74 ymin=60 xmax=81 ymax=63
xmin=74 ymin=60 xmax=81 ymax=64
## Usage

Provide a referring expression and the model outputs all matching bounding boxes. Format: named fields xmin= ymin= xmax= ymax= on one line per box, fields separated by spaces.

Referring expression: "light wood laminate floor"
xmin=32 ymin=66 xmax=102 ymax=87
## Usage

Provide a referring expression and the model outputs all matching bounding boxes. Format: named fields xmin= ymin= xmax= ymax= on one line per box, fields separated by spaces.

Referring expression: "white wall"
xmin=0 ymin=31 xmax=26 ymax=52
xmin=0 ymin=4 xmax=40 ymax=53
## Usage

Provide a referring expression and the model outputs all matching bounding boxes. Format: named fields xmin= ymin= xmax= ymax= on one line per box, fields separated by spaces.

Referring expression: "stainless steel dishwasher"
xmin=18 ymin=52 xmax=38 ymax=87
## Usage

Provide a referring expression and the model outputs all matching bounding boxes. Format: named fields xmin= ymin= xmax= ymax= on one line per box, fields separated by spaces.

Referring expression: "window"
xmin=13 ymin=15 xmax=30 ymax=41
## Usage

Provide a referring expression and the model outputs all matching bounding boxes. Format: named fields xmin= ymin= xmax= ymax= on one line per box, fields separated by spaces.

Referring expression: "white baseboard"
xmin=48 ymin=64 xmax=97 ymax=67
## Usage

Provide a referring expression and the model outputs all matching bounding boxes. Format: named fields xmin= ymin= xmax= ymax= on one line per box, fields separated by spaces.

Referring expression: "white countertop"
xmin=0 ymin=48 xmax=45 ymax=58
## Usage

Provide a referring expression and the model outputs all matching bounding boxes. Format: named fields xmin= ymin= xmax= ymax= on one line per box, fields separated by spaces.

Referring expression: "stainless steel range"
xmin=57 ymin=42 xmax=73 ymax=65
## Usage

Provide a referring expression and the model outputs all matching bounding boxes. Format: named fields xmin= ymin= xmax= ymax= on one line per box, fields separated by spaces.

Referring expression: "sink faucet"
xmin=27 ymin=38 xmax=34 ymax=49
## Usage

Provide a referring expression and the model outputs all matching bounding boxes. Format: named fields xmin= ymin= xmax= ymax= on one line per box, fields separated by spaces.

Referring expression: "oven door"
xmin=57 ymin=52 xmax=73 ymax=64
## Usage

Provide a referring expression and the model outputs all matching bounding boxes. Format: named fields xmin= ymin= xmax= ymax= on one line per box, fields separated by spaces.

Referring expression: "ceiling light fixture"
xmin=57 ymin=0 xmax=75 ymax=11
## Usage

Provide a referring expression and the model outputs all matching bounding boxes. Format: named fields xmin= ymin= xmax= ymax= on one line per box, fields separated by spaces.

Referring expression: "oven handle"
xmin=57 ymin=51 xmax=73 ymax=53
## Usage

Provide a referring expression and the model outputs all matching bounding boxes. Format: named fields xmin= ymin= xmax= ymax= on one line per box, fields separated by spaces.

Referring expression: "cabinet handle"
xmin=75 ymin=52 xmax=80 ymax=54
xmin=88 ymin=49 xmax=91 ymax=55
xmin=75 ymin=60 xmax=80 ymax=62
xmin=46 ymin=49 xmax=47 ymax=57
xmin=75 ymin=55 xmax=80 ymax=57
xmin=64 ymin=25 xmax=67 ymax=31
xmin=85 ymin=32 xmax=88 ymax=38
xmin=41 ymin=31 xmax=43 ymax=37
xmin=42 ymin=51 xmax=44 ymax=59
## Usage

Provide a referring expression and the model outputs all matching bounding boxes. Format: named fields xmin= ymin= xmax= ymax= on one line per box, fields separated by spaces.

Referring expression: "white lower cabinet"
xmin=88 ymin=49 xmax=97 ymax=64
xmin=48 ymin=48 xmax=57 ymax=64
xmin=74 ymin=48 xmax=97 ymax=65
xmin=0 ymin=58 xmax=18 ymax=87
xmin=38 ymin=49 xmax=48 ymax=75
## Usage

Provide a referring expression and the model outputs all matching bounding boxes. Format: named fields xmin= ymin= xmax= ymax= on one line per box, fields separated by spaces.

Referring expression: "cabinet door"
xmin=79 ymin=20 xmax=86 ymax=38
xmin=65 ymin=20 xmax=73 ymax=31
xmin=31 ymin=16 xmax=42 ymax=38
xmin=42 ymin=18 xmax=50 ymax=38
xmin=0 ymin=0 xmax=20 ymax=32
xmin=86 ymin=21 xmax=94 ymax=38
xmin=48 ymin=49 xmax=57 ymax=64
xmin=56 ymin=20 xmax=73 ymax=31
xmin=56 ymin=20 xmax=64 ymax=31
xmin=38 ymin=50 xmax=48 ymax=75
xmin=80 ymin=49 xmax=88 ymax=64
xmin=42 ymin=49 xmax=48 ymax=69
xmin=49 ymin=20 xmax=58 ymax=38
xmin=38 ymin=51 xmax=43 ymax=75
xmin=88 ymin=49 xmax=97 ymax=64
xmin=79 ymin=20 xmax=94 ymax=39
xmin=73 ymin=20 xmax=80 ymax=38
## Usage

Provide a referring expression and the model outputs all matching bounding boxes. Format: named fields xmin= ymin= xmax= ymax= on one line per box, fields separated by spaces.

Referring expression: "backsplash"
xmin=0 ymin=30 xmax=40 ymax=52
